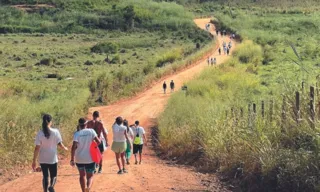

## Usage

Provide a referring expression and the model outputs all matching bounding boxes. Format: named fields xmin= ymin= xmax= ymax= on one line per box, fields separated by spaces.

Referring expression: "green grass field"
xmin=0 ymin=0 xmax=214 ymax=172
xmin=158 ymin=3 xmax=320 ymax=192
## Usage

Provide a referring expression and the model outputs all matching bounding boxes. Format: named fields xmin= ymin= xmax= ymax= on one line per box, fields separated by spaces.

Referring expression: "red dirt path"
xmin=0 ymin=18 xmax=235 ymax=192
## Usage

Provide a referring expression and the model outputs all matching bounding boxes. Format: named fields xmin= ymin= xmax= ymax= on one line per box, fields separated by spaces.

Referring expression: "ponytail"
xmin=42 ymin=114 xmax=52 ymax=139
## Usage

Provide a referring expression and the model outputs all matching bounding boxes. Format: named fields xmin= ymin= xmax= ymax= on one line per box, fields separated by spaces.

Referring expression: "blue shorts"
xmin=76 ymin=162 xmax=96 ymax=173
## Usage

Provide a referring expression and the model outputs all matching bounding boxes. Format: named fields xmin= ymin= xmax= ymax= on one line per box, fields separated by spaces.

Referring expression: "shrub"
xmin=90 ymin=42 xmax=119 ymax=55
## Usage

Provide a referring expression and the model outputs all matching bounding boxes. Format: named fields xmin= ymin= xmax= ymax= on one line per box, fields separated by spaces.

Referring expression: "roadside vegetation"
xmin=0 ymin=0 xmax=214 ymax=176
xmin=158 ymin=3 xmax=320 ymax=192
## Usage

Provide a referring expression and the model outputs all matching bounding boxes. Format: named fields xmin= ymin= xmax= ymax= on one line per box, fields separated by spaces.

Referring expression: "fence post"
xmin=295 ymin=91 xmax=300 ymax=123
xmin=310 ymin=86 xmax=315 ymax=128
xmin=261 ymin=101 xmax=265 ymax=118
xmin=253 ymin=103 xmax=256 ymax=114
xmin=248 ymin=104 xmax=251 ymax=128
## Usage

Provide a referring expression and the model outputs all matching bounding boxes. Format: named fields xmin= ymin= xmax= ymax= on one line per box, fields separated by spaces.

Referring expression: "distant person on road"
xmin=227 ymin=47 xmax=230 ymax=55
xmin=216 ymin=30 xmax=219 ymax=36
xmin=228 ymin=41 xmax=232 ymax=49
xmin=213 ymin=58 xmax=217 ymax=65
xmin=207 ymin=57 xmax=210 ymax=66
xmin=224 ymin=46 xmax=227 ymax=55
xmin=218 ymin=47 xmax=221 ymax=55
xmin=223 ymin=30 xmax=226 ymax=36
xmin=210 ymin=58 xmax=214 ymax=66
xmin=163 ymin=81 xmax=167 ymax=94
xmin=32 ymin=114 xmax=68 ymax=192
xmin=123 ymin=120 xmax=134 ymax=165
xmin=223 ymin=41 xmax=226 ymax=48
xmin=86 ymin=111 xmax=108 ymax=173
xmin=232 ymin=33 xmax=236 ymax=39
xmin=170 ymin=80 xmax=175 ymax=92
xmin=220 ymin=30 xmax=223 ymax=36
xmin=71 ymin=118 xmax=100 ymax=192
xmin=133 ymin=121 xmax=147 ymax=165
xmin=111 ymin=116 xmax=130 ymax=174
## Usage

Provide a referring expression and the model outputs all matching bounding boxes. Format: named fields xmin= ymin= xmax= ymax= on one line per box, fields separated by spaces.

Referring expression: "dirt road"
xmin=0 ymin=18 xmax=235 ymax=192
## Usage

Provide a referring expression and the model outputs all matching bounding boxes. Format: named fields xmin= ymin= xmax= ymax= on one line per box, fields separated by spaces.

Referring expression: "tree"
xmin=123 ymin=5 xmax=135 ymax=29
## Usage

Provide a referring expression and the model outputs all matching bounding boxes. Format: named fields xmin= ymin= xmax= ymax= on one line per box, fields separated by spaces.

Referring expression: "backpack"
xmin=133 ymin=127 xmax=141 ymax=145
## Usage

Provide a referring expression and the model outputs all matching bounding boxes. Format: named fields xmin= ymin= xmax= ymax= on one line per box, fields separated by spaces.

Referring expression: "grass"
xmin=0 ymin=0 xmax=215 ymax=177
xmin=158 ymin=5 xmax=320 ymax=191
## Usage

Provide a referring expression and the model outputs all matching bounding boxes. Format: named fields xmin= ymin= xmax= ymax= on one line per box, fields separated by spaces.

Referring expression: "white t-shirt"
xmin=112 ymin=124 xmax=127 ymax=142
xmin=133 ymin=126 xmax=146 ymax=144
xmin=73 ymin=129 xmax=97 ymax=164
xmin=35 ymin=128 xmax=62 ymax=164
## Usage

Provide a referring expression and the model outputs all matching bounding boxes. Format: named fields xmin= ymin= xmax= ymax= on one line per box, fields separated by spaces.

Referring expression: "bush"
xmin=90 ymin=42 xmax=119 ymax=55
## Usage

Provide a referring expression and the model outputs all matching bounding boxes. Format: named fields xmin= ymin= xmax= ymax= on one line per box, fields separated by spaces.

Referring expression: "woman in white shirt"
xmin=111 ymin=117 xmax=131 ymax=174
xmin=32 ymin=114 xmax=68 ymax=192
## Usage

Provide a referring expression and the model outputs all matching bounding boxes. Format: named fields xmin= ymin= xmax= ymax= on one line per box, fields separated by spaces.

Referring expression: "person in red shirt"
xmin=86 ymin=111 xmax=108 ymax=173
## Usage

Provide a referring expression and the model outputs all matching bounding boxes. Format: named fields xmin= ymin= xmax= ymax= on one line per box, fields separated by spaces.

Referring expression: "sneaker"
xmin=127 ymin=160 xmax=130 ymax=165
xmin=98 ymin=167 xmax=102 ymax=173
xmin=85 ymin=188 xmax=90 ymax=192
xmin=117 ymin=170 xmax=123 ymax=174
xmin=135 ymin=161 xmax=138 ymax=165
xmin=48 ymin=187 xmax=55 ymax=192
xmin=122 ymin=168 xmax=128 ymax=173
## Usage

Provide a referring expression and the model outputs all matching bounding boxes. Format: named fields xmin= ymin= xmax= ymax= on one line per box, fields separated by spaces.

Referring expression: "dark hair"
xmin=115 ymin=116 xmax=123 ymax=125
xmin=42 ymin=114 xmax=52 ymax=139
xmin=93 ymin=111 xmax=99 ymax=118
xmin=135 ymin=120 xmax=139 ymax=125
xmin=78 ymin=118 xmax=87 ymax=129
xmin=123 ymin=119 xmax=129 ymax=132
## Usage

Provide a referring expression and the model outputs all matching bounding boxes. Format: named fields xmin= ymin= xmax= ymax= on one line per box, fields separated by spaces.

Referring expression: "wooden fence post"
xmin=261 ymin=101 xmax=265 ymax=118
xmin=295 ymin=91 xmax=300 ymax=123
xmin=248 ymin=104 xmax=251 ymax=128
xmin=310 ymin=86 xmax=315 ymax=128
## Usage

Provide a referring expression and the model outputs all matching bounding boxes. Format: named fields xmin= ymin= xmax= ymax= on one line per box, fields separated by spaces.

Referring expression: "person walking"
xmin=207 ymin=57 xmax=210 ymax=66
xmin=227 ymin=47 xmax=230 ymax=55
xmin=71 ymin=118 xmax=100 ymax=192
xmin=210 ymin=58 xmax=214 ymax=66
xmin=163 ymin=81 xmax=167 ymax=94
xmin=123 ymin=120 xmax=134 ymax=165
xmin=224 ymin=46 xmax=227 ymax=55
xmin=218 ymin=47 xmax=221 ymax=55
xmin=111 ymin=117 xmax=130 ymax=174
xmin=228 ymin=41 xmax=232 ymax=49
xmin=32 ymin=114 xmax=68 ymax=192
xmin=133 ymin=121 xmax=147 ymax=165
xmin=86 ymin=111 xmax=108 ymax=173
xmin=213 ymin=58 xmax=217 ymax=65
xmin=170 ymin=80 xmax=175 ymax=92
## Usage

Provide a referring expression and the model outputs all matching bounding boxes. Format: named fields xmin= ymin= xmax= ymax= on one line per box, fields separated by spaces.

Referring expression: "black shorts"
xmin=133 ymin=144 xmax=143 ymax=154
xmin=98 ymin=142 xmax=104 ymax=153
xmin=76 ymin=162 xmax=96 ymax=173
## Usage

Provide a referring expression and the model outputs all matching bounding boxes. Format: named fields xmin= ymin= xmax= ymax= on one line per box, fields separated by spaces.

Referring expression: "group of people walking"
xmin=163 ymin=80 xmax=175 ymax=94
xmin=218 ymin=41 xmax=232 ymax=56
xmin=207 ymin=57 xmax=217 ymax=66
xmin=32 ymin=112 xmax=147 ymax=192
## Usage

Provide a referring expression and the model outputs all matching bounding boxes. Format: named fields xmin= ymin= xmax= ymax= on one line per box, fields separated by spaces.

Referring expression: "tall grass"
xmin=158 ymin=40 xmax=320 ymax=191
